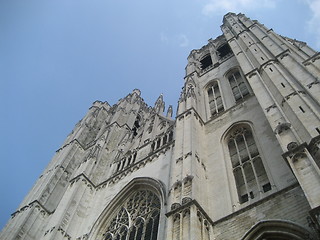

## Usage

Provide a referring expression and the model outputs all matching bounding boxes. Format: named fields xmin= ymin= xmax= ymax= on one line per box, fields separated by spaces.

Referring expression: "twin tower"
xmin=1 ymin=13 xmax=320 ymax=240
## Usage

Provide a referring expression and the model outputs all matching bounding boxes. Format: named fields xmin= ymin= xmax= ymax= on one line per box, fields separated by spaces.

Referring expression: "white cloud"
xmin=202 ymin=0 xmax=276 ymax=15
xmin=178 ymin=34 xmax=189 ymax=47
xmin=160 ymin=32 xmax=189 ymax=48
xmin=160 ymin=32 xmax=169 ymax=44
xmin=304 ymin=0 xmax=320 ymax=48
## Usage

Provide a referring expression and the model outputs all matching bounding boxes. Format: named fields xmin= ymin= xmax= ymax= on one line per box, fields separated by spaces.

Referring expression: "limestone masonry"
xmin=1 ymin=12 xmax=320 ymax=240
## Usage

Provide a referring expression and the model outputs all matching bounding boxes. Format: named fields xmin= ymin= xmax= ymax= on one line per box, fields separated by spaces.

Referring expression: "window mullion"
xmin=212 ymin=86 xmax=218 ymax=113
xmin=233 ymin=138 xmax=242 ymax=165
xmin=234 ymin=138 xmax=250 ymax=197
xmin=234 ymin=74 xmax=243 ymax=99
xmin=242 ymin=133 xmax=262 ymax=193
xmin=242 ymin=133 xmax=252 ymax=160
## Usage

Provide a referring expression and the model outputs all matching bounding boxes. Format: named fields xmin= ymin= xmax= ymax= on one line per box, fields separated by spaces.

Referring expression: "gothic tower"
xmin=1 ymin=13 xmax=320 ymax=240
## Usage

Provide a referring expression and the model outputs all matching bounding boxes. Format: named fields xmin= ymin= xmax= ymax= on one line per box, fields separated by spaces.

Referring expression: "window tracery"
xmin=227 ymin=125 xmax=271 ymax=204
xmin=228 ymin=71 xmax=249 ymax=101
xmin=103 ymin=190 xmax=161 ymax=240
xmin=200 ymin=54 xmax=213 ymax=70
xmin=207 ymin=81 xmax=224 ymax=116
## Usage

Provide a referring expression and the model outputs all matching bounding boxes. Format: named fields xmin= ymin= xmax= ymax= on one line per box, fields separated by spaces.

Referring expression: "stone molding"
xmin=166 ymin=199 xmax=214 ymax=226
xmin=176 ymin=108 xmax=205 ymax=126
xmin=212 ymin=183 xmax=299 ymax=226
xmin=67 ymin=143 xmax=173 ymax=191
xmin=241 ymin=219 xmax=315 ymax=240
xmin=303 ymin=52 xmax=320 ymax=66
xmin=11 ymin=200 xmax=53 ymax=219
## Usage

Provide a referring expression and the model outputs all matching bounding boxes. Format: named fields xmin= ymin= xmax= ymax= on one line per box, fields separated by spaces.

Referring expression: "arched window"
xmin=200 ymin=54 xmax=213 ymax=70
xmin=227 ymin=125 xmax=271 ymax=204
xmin=207 ymin=81 xmax=224 ymax=116
xmin=132 ymin=115 xmax=141 ymax=137
xmin=217 ymin=43 xmax=232 ymax=59
xmin=103 ymin=190 xmax=161 ymax=240
xmin=228 ymin=71 xmax=249 ymax=101
xmin=241 ymin=220 xmax=315 ymax=240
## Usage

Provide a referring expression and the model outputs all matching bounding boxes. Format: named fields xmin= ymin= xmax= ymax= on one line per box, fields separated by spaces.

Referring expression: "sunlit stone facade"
xmin=1 ymin=12 xmax=320 ymax=240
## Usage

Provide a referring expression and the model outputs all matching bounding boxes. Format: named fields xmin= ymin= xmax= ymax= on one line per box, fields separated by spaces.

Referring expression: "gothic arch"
xmin=88 ymin=177 xmax=166 ymax=240
xmin=204 ymin=79 xmax=225 ymax=117
xmin=204 ymin=79 xmax=221 ymax=90
xmin=224 ymin=67 xmax=250 ymax=102
xmin=224 ymin=66 xmax=241 ymax=77
xmin=241 ymin=220 xmax=315 ymax=240
xmin=222 ymin=122 xmax=273 ymax=204
xmin=221 ymin=121 xmax=254 ymax=144
xmin=199 ymin=49 xmax=211 ymax=60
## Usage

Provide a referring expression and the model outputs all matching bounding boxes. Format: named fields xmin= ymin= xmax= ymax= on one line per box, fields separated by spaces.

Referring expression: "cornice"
xmin=56 ymin=139 xmax=85 ymax=153
xmin=166 ymin=199 xmax=215 ymax=226
xmin=66 ymin=142 xmax=174 ymax=191
xmin=176 ymin=107 xmax=205 ymax=126
xmin=211 ymin=183 xmax=300 ymax=226
xmin=303 ymin=52 xmax=320 ymax=66
xmin=11 ymin=200 xmax=54 ymax=219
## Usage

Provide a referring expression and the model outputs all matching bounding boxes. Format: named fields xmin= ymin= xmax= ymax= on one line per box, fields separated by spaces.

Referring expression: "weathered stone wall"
xmin=212 ymin=185 xmax=314 ymax=239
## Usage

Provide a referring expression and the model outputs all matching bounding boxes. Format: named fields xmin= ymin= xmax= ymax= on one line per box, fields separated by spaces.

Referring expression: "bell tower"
xmin=222 ymin=12 xmax=320 ymax=221
xmin=1 ymin=12 xmax=320 ymax=240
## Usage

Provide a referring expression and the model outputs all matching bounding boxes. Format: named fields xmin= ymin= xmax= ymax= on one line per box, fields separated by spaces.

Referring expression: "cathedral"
xmin=1 ymin=12 xmax=320 ymax=240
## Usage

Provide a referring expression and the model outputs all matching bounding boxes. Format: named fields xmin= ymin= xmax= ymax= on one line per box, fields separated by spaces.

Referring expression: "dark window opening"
xmin=217 ymin=44 xmax=232 ymax=58
xmin=200 ymin=55 xmax=213 ymax=69
xmin=163 ymin=135 xmax=167 ymax=145
xmin=281 ymin=83 xmax=285 ymax=88
xmin=132 ymin=116 xmax=141 ymax=137
xmin=299 ymin=106 xmax=305 ymax=113
xmin=133 ymin=152 xmax=137 ymax=163
xmin=241 ymin=194 xmax=248 ymax=203
xmin=134 ymin=120 xmax=140 ymax=128
xmin=151 ymin=142 xmax=155 ymax=152
xmin=262 ymin=183 xmax=272 ymax=192
xmin=240 ymin=191 xmax=254 ymax=203
xmin=127 ymin=156 xmax=132 ymax=166
xmin=250 ymin=191 xmax=254 ymax=199
xmin=132 ymin=128 xmax=138 ymax=137
xmin=156 ymin=139 xmax=161 ymax=149
xmin=168 ymin=131 xmax=173 ymax=142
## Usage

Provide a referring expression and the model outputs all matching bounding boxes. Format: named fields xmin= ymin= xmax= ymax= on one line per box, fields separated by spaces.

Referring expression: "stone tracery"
xmin=103 ymin=190 xmax=161 ymax=240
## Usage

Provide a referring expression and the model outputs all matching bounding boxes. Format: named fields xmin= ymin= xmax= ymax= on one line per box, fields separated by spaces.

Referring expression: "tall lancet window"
xmin=228 ymin=71 xmax=249 ymax=101
xmin=227 ymin=125 xmax=271 ymax=204
xmin=103 ymin=190 xmax=161 ymax=240
xmin=207 ymin=81 xmax=224 ymax=116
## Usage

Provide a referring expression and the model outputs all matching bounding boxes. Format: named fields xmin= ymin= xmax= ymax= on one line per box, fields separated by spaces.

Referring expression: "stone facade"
xmin=1 ymin=12 xmax=320 ymax=240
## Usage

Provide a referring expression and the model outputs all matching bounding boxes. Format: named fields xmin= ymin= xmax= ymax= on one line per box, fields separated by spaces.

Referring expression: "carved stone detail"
xmin=274 ymin=122 xmax=291 ymax=134
xmin=182 ymin=197 xmax=192 ymax=205
xmin=171 ymin=203 xmax=181 ymax=211
xmin=287 ymin=142 xmax=299 ymax=151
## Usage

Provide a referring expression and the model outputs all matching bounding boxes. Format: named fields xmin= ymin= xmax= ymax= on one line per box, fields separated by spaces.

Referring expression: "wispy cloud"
xmin=178 ymin=34 xmax=189 ymax=47
xmin=160 ymin=32 xmax=169 ymax=44
xmin=202 ymin=0 xmax=276 ymax=15
xmin=160 ymin=32 xmax=189 ymax=48
xmin=304 ymin=0 xmax=320 ymax=48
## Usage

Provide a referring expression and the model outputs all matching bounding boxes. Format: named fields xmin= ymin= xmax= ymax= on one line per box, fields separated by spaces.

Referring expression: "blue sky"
xmin=0 ymin=0 xmax=319 ymax=230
